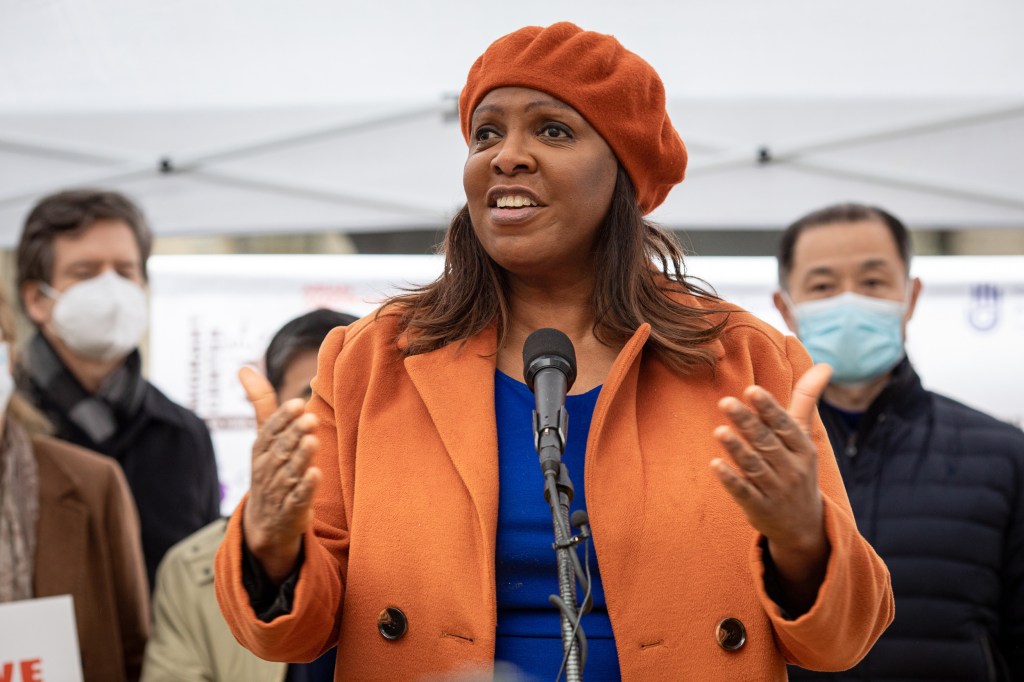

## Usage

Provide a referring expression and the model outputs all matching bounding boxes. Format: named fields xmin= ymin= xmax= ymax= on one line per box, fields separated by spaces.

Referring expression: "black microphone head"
xmin=523 ymin=328 xmax=577 ymax=392
xmin=570 ymin=509 xmax=590 ymax=529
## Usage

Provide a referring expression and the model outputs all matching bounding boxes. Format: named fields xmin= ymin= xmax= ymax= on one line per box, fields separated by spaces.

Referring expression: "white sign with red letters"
xmin=0 ymin=595 xmax=82 ymax=682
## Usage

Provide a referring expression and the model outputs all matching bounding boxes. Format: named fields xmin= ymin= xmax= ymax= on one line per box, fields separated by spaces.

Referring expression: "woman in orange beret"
xmin=216 ymin=22 xmax=893 ymax=681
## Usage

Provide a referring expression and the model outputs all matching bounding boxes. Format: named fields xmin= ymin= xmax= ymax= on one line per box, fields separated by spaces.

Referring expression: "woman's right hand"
xmin=238 ymin=366 xmax=322 ymax=584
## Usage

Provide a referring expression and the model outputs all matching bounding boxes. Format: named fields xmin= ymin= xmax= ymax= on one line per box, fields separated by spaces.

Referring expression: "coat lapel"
xmin=403 ymin=328 xmax=500 ymax=555
xmin=585 ymin=324 xmax=650 ymax=611
xmin=32 ymin=444 xmax=90 ymax=598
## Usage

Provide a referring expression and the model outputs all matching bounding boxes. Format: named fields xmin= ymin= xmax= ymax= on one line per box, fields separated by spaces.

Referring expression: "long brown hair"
xmin=0 ymin=288 xmax=52 ymax=436
xmin=385 ymin=167 xmax=727 ymax=373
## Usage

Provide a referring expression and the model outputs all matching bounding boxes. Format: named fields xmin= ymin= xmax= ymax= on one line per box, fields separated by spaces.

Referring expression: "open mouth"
xmin=494 ymin=194 xmax=538 ymax=208
xmin=487 ymin=187 xmax=542 ymax=209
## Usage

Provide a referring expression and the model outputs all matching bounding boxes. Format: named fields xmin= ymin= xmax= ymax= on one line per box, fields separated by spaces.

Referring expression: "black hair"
xmin=777 ymin=202 xmax=912 ymax=289
xmin=264 ymin=308 xmax=358 ymax=396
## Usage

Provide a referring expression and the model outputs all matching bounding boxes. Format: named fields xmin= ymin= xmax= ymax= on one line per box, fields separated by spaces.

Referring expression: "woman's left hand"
xmin=711 ymin=363 xmax=834 ymax=612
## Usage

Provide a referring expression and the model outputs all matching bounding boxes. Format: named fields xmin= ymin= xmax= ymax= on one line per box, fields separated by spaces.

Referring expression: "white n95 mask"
xmin=41 ymin=270 xmax=148 ymax=362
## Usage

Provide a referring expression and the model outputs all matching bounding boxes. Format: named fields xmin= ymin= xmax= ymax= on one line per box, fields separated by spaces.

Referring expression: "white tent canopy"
xmin=1 ymin=0 xmax=1022 ymax=246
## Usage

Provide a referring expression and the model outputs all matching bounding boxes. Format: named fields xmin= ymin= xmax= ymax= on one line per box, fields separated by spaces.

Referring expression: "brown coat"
xmin=33 ymin=435 xmax=150 ymax=682
xmin=216 ymin=300 xmax=894 ymax=680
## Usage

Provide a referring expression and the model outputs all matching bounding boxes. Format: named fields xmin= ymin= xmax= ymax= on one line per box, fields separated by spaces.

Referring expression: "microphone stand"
xmin=524 ymin=329 xmax=591 ymax=681
xmin=536 ymin=415 xmax=592 ymax=681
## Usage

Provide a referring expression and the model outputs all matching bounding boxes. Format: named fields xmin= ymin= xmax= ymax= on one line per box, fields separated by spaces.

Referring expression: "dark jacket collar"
xmin=819 ymin=357 xmax=931 ymax=442
xmin=862 ymin=357 xmax=930 ymax=420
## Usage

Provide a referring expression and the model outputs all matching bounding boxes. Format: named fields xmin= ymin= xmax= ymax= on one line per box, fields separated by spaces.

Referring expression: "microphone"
xmin=523 ymin=328 xmax=577 ymax=475
xmin=570 ymin=510 xmax=591 ymax=540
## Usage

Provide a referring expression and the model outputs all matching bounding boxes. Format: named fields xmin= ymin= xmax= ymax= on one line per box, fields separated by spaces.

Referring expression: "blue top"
xmin=493 ymin=370 xmax=621 ymax=680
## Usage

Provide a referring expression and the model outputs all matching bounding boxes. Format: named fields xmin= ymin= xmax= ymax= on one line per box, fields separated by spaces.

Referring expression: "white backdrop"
xmin=149 ymin=254 xmax=1024 ymax=514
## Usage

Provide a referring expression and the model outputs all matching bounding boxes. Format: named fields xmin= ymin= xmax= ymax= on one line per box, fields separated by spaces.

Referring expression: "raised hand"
xmin=711 ymin=363 xmax=833 ymax=612
xmin=238 ymin=366 xmax=321 ymax=584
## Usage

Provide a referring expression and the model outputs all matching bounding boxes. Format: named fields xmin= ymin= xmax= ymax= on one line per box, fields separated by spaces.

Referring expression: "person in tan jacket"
xmin=216 ymin=23 xmax=894 ymax=680
xmin=0 ymin=287 xmax=149 ymax=682
xmin=142 ymin=309 xmax=354 ymax=682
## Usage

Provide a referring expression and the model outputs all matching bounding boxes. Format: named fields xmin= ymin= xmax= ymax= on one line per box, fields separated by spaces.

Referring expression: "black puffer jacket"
xmin=791 ymin=359 xmax=1024 ymax=682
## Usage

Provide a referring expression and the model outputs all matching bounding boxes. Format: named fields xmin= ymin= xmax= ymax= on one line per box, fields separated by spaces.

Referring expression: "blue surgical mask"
xmin=788 ymin=291 xmax=907 ymax=385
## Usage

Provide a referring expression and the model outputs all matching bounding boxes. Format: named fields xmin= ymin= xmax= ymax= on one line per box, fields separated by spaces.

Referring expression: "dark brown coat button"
xmin=377 ymin=607 xmax=408 ymax=641
xmin=716 ymin=617 xmax=746 ymax=651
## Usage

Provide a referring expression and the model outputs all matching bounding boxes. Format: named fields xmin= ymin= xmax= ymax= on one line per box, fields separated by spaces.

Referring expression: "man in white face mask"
xmin=15 ymin=189 xmax=221 ymax=589
xmin=773 ymin=203 xmax=1024 ymax=682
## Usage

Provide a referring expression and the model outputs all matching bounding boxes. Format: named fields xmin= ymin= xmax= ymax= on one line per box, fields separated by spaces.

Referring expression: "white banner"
xmin=0 ymin=595 xmax=83 ymax=682
xmin=149 ymin=255 xmax=1024 ymax=515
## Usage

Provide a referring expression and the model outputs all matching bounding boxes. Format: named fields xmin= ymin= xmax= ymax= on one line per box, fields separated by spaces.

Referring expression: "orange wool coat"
xmin=216 ymin=301 xmax=893 ymax=681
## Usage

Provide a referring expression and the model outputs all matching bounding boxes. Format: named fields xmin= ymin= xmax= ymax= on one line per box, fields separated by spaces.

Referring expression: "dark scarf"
xmin=20 ymin=333 xmax=146 ymax=449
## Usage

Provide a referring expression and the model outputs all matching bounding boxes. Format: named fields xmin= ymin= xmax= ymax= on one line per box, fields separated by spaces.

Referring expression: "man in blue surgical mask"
xmin=774 ymin=203 xmax=1024 ymax=681
xmin=14 ymin=189 xmax=221 ymax=590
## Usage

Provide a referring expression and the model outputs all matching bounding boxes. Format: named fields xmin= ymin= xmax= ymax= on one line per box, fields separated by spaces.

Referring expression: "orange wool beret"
xmin=459 ymin=22 xmax=687 ymax=215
